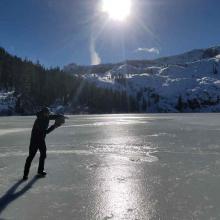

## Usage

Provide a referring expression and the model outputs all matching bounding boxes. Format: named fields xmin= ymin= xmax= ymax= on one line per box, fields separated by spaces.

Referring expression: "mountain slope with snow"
xmin=0 ymin=91 xmax=16 ymax=115
xmin=65 ymin=46 xmax=220 ymax=112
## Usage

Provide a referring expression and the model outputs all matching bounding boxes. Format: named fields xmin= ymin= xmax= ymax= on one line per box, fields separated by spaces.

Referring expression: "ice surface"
xmin=0 ymin=114 xmax=220 ymax=219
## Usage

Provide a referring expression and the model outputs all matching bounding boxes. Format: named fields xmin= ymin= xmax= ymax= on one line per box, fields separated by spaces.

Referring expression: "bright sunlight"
xmin=101 ymin=0 xmax=132 ymax=22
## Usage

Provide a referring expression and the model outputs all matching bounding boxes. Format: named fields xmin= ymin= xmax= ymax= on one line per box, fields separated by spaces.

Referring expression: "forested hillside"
xmin=0 ymin=47 xmax=138 ymax=115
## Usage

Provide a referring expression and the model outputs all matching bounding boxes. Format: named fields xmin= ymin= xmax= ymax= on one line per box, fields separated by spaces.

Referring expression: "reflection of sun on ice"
xmin=102 ymin=0 xmax=132 ymax=21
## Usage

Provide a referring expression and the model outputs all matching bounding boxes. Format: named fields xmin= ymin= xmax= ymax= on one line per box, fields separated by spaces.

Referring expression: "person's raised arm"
xmin=46 ymin=123 xmax=57 ymax=134
xmin=47 ymin=114 xmax=66 ymax=134
xmin=49 ymin=114 xmax=61 ymax=120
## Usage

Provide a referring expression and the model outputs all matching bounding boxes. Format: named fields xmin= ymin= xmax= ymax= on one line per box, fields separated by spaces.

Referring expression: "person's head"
xmin=41 ymin=107 xmax=50 ymax=117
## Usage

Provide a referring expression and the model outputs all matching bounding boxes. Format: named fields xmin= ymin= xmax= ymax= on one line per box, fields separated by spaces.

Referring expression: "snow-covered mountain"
xmin=0 ymin=91 xmax=16 ymax=115
xmin=65 ymin=46 xmax=220 ymax=112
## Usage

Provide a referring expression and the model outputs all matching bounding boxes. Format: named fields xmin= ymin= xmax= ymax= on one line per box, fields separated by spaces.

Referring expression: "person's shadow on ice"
xmin=0 ymin=176 xmax=39 ymax=215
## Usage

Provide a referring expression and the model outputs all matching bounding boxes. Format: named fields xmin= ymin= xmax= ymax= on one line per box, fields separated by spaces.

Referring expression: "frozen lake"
xmin=0 ymin=114 xmax=220 ymax=220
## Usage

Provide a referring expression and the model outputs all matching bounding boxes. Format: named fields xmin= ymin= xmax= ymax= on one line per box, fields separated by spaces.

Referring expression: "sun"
xmin=101 ymin=0 xmax=132 ymax=22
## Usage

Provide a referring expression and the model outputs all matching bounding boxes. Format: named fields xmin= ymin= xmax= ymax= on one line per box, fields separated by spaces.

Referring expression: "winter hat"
xmin=41 ymin=107 xmax=51 ymax=114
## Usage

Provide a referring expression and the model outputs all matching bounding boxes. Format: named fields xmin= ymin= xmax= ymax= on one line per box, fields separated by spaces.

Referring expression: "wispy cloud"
xmin=135 ymin=47 xmax=160 ymax=55
xmin=90 ymin=37 xmax=101 ymax=65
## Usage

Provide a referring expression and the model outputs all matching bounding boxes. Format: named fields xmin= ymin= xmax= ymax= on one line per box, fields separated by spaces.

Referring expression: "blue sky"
xmin=0 ymin=0 xmax=220 ymax=68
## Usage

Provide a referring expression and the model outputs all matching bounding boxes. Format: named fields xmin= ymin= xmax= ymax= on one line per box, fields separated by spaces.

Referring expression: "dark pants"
xmin=24 ymin=138 xmax=47 ymax=177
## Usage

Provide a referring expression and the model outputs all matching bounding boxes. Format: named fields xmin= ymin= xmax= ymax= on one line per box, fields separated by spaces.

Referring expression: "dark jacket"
xmin=31 ymin=111 xmax=60 ymax=141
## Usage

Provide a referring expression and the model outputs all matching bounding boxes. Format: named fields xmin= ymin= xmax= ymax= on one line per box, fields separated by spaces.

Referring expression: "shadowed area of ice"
xmin=0 ymin=114 xmax=220 ymax=219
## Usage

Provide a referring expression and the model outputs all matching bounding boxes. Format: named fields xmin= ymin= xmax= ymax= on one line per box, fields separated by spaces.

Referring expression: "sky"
xmin=0 ymin=0 xmax=220 ymax=68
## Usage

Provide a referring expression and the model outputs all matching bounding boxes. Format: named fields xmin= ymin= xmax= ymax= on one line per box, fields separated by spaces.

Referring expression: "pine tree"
xmin=176 ymin=95 xmax=184 ymax=112
xmin=142 ymin=98 xmax=147 ymax=112
xmin=213 ymin=64 xmax=218 ymax=75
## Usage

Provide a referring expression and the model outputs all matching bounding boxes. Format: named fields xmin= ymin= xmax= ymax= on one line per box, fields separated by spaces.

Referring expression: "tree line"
xmin=0 ymin=47 xmax=139 ymax=114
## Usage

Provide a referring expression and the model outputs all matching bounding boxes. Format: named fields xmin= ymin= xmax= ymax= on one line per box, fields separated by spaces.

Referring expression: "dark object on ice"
xmin=23 ymin=107 xmax=64 ymax=179
xmin=22 ymin=175 xmax=28 ymax=181
xmin=37 ymin=171 xmax=47 ymax=177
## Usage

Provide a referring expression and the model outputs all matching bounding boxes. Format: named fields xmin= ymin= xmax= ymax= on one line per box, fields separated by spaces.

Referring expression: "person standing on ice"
xmin=23 ymin=107 xmax=65 ymax=180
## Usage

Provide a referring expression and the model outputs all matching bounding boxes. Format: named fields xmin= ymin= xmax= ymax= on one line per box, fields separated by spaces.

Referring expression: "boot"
xmin=37 ymin=171 xmax=47 ymax=177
